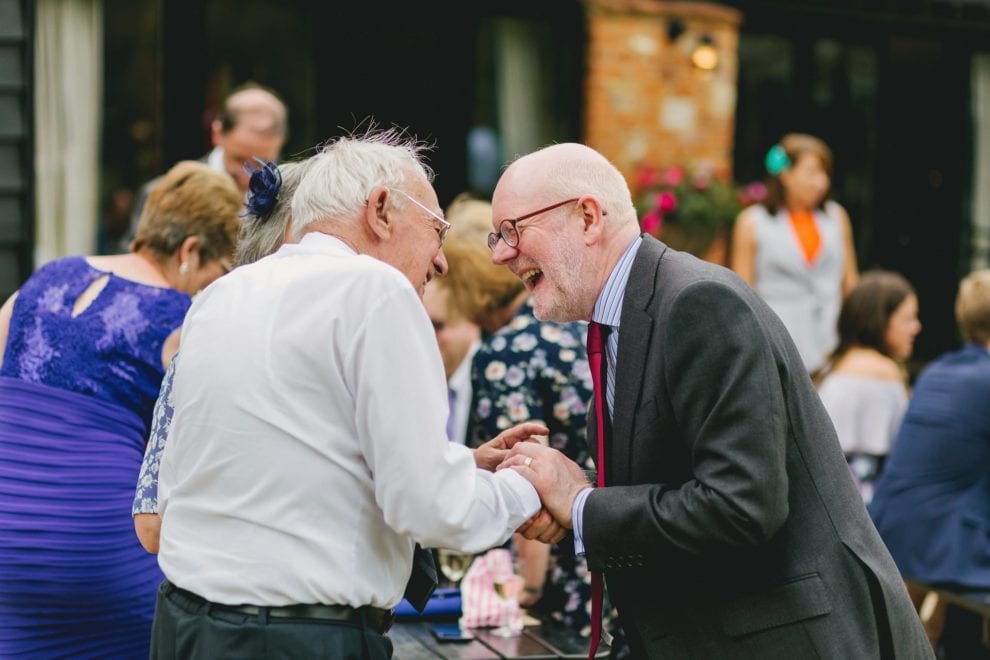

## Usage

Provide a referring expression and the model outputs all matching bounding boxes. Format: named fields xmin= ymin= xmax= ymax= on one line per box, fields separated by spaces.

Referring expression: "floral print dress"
xmin=470 ymin=298 xmax=601 ymax=633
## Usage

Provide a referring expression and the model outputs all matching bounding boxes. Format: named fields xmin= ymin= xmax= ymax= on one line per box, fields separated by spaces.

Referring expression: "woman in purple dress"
xmin=0 ymin=161 xmax=240 ymax=658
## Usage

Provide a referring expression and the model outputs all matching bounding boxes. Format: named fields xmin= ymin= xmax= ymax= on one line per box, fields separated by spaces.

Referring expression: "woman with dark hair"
xmin=731 ymin=133 xmax=859 ymax=373
xmin=815 ymin=270 xmax=921 ymax=503
xmin=0 ymin=161 xmax=240 ymax=658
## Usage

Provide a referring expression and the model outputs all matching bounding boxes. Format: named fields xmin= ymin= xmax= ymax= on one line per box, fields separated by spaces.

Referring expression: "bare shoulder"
xmin=85 ymin=253 xmax=134 ymax=272
xmin=85 ymin=254 xmax=169 ymax=288
xmin=826 ymin=200 xmax=852 ymax=224
xmin=731 ymin=206 xmax=759 ymax=245
xmin=834 ymin=348 xmax=903 ymax=381
xmin=735 ymin=205 xmax=761 ymax=228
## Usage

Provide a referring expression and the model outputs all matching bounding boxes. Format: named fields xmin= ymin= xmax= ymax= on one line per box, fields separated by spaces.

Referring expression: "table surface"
xmin=391 ymin=621 xmax=610 ymax=659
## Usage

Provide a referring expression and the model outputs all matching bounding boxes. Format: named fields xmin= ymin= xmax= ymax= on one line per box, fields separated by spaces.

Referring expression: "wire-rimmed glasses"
xmin=388 ymin=187 xmax=451 ymax=247
xmin=487 ymin=198 xmax=608 ymax=251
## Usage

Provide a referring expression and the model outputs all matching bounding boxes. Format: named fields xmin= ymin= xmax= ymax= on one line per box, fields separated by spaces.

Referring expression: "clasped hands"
xmin=475 ymin=422 xmax=592 ymax=546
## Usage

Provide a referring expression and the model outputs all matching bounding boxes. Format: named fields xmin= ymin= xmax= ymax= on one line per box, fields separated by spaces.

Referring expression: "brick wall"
xmin=583 ymin=0 xmax=742 ymax=189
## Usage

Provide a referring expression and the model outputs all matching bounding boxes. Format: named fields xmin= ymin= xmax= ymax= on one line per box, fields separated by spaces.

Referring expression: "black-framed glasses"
xmin=388 ymin=188 xmax=451 ymax=247
xmin=487 ymin=198 xmax=607 ymax=251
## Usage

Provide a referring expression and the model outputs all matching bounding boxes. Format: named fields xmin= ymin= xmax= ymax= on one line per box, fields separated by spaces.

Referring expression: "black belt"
xmin=163 ymin=580 xmax=393 ymax=634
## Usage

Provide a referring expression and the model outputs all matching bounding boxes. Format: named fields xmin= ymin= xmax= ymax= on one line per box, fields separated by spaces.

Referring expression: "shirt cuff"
xmin=493 ymin=467 xmax=541 ymax=518
xmin=572 ymin=487 xmax=593 ymax=556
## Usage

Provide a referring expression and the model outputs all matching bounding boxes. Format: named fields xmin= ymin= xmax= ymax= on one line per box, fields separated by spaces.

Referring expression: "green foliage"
xmin=634 ymin=165 xmax=741 ymax=236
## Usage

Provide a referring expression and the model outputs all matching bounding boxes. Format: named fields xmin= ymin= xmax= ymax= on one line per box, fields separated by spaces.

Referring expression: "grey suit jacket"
xmin=583 ymin=236 xmax=930 ymax=659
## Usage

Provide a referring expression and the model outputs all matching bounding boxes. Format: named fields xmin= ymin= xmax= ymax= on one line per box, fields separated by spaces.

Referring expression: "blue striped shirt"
xmin=573 ymin=236 xmax=642 ymax=555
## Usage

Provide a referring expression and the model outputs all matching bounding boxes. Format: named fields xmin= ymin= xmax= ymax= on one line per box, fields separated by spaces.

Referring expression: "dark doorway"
xmin=310 ymin=6 xmax=481 ymax=207
xmin=873 ymin=35 xmax=970 ymax=360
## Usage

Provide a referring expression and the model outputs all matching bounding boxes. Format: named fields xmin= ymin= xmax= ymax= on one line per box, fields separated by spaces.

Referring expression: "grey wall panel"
xmin=0 ymin=0 xmax=23 ymax=39
xmin=0 ymin=198 xmax=23 ymax=240
xmin=0 ymin=45 xmax=23 ymax=85
xmin=0 ymin=0 xmax=32 ymax=300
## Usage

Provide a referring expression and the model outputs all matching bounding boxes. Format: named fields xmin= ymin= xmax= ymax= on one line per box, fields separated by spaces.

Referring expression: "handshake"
xmin=474 ymin=421 xmax=591 ymax=546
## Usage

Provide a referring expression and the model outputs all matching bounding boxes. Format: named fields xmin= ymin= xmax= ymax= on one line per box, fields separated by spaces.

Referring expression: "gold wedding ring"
xmin=524 ymin=457 xmax=533 ymax=467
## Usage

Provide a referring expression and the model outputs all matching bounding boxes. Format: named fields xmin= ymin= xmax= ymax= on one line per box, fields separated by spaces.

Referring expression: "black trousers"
xmin=150 ymin=580 xmax=393 ymax=660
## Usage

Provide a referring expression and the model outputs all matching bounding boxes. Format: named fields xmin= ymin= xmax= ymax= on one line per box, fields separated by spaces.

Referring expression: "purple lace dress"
xmin=0 ymin=256 xmax=190 ymax=658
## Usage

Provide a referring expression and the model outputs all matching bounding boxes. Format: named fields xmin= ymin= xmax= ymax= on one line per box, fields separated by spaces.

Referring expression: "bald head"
xmin=496 ymin=143 xmax=637 ymax=230
xmin=212 ymin=85 xmax=288 ymax=193
xmin=490 ymin=143 xmax=640 ymax=323
xmin=221 ymin=86 xmax=288 ymax=139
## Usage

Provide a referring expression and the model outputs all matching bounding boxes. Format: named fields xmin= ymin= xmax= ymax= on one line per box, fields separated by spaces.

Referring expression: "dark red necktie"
xmin=586 ymin=321 xmax=605 ymax=660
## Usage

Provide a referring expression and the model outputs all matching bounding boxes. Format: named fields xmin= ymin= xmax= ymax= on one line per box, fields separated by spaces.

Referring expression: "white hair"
xmin=235 ymin=159 xmax=313 ymax=267
xmin=290 ymin=127 xmax=434 ymax=239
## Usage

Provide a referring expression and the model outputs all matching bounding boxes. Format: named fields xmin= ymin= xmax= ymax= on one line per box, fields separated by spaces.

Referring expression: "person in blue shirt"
xmin=870 ymin=268 xmax=990 ymax=648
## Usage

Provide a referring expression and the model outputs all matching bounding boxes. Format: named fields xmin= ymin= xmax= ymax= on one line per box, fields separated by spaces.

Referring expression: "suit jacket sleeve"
xmin=583 ymin=280 xmax=790 ymax=570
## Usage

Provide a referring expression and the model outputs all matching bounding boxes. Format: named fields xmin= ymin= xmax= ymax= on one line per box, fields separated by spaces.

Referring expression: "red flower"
xmin=738 ymin=181 xmax=768 ymax=207
xmin=663 ymin=166 xmax=684 ymax=187
xmin=641 ymin=207 xmax=663 ymax=236
xmin=636 ymin=166 xmax=660 ymax=190
xmin=656 ymin=190 xmax=678 ymax=214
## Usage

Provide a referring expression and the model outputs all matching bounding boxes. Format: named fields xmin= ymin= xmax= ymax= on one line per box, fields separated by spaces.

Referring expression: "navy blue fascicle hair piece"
xmin=243 ymin=158 xmax=281 ymax=221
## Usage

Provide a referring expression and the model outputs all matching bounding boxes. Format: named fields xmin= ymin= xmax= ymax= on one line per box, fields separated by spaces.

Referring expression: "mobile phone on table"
xmin=431 ymin=622 xmax=475 ymax=642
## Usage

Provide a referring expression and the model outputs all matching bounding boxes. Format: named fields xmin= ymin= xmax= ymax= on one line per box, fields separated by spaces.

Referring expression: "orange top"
xmin=790 ymin=209 xmax=821 ymax=264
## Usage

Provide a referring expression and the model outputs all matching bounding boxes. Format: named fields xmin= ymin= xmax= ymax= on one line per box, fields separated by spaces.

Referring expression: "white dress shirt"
xmin=447 ymin=340 xmax=480 ymax=445
xmin=158 ymin=233 xmax=539 ymax=608
xmin=205 ymin=146 xmax=225 ymax=173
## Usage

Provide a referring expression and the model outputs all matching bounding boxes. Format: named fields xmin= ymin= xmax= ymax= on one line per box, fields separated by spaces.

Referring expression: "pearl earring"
xmin=179 ymin=262 xmax=189 ymax=275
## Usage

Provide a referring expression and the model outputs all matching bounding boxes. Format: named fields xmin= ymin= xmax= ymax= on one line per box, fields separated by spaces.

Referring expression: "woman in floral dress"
xmin=470 ymin=295 xmax=598 ymax=634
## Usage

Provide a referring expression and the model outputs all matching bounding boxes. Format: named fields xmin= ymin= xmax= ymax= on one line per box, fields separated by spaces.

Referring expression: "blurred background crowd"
xmin=2 ymin=0 xmax=989 ymax=371
xmin=1 ymin=0 xmax=990 ymax=658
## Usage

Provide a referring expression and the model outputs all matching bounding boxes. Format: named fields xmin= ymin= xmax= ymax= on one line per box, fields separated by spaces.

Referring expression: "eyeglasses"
xmin=388 ymin=188 xmax=451 ymax=247
xmin=487 ymin=198 xmax=607 ymax=251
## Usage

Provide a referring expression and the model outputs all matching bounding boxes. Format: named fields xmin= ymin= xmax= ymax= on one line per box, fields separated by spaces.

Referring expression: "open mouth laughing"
xmin=519 ymin=268 xmax=543 ymax=290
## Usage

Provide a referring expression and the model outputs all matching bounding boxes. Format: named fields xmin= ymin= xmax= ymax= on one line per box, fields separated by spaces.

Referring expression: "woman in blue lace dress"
xmin=0 ymin=161 xmax=240 ymax=658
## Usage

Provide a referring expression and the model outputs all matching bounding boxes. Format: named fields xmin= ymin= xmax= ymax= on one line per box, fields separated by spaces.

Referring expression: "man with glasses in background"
xmin=151 ymin=129 xmax=559 ymax=659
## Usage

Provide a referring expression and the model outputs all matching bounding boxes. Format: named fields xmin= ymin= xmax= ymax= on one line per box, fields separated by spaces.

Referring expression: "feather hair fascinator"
xmin=243 ymin=158 xmax=282 ymax=221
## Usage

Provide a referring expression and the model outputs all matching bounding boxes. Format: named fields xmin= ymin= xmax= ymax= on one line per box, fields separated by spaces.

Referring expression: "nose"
xmin=490 ymin=238 xmax=517 ymax=265
xmin=433 ymin=248 xmax=449 ymax=277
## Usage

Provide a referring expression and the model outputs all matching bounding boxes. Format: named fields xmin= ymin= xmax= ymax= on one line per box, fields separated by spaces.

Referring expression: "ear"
xmin=364 ymin=185 xmax=392 ymax=242
xmin=578 ymin=196 xmax=607 ymax=246
xmin=178 ymin=235 xmax=202 ymax=271
xmin=210 ymin=119 xmax=224 ymax=148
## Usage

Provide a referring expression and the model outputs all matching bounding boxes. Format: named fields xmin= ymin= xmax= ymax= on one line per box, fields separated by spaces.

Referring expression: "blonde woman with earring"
xmin=731 ymin=133 xmax=859 ymax=373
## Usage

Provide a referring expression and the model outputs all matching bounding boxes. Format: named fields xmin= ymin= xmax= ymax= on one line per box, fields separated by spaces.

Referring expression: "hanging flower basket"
xmin=634 ymin=165 xmax=745 ymax=261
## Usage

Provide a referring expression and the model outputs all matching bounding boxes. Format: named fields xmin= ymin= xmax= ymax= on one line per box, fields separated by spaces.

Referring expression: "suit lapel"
xmin=610 ymin=237 xmax=663 ymax=482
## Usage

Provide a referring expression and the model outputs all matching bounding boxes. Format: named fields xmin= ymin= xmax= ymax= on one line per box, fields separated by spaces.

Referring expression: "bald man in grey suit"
xmin=491 ymin=143 xmax=932 ymax=659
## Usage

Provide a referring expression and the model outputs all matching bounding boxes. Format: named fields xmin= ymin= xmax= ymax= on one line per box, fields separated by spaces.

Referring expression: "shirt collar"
xmin=591 ymin=236 xmax=642 ymax=329
xmin=448 ymin=340 xmax=481 ymax=392
xmin=206 ymin=146 xmax=225 ymax=173
xmin=296 ymin=231 xmax=359 ymax=255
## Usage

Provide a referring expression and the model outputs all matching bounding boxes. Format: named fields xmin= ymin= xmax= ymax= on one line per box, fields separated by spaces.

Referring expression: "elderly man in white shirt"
xmin=151 ymin=129 xmax=558 ymax=660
